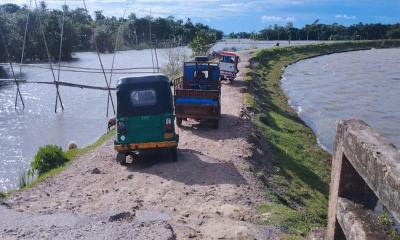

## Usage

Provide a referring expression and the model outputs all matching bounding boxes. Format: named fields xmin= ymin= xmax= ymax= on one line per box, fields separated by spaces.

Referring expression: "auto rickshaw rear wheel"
xmin=169 ymin=147 xmax=178 ymax=161
xmin=116 ymin=152 xmax=126 ymax=165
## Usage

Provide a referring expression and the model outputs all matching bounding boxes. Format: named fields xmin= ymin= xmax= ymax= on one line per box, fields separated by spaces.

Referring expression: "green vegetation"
xmin=189 ymin=31 xmax=217 ymax=56
xmin=378 ymin=210 xmax=400 ymax=240
xmin=29 ymin=145 xmax=69 ymax=176
xmin=229 ymin=21 xmax=400 ymax=41
xmin=28 ymin=129 xmax=114 ymax=189
xmin=247 ymin=40 xmax=400 ymax=238
xmin=18 ymin=171 xmax=31 ymax=189
xmin=0 ymin=2 xmax=223 ymax=61
xmin=161 ymin=47 xmax=189 ymax=79
xmin=0 ymin=129 xmax=115 ymax=198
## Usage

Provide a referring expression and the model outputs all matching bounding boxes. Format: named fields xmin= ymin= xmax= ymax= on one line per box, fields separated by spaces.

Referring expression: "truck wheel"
xmin=116 ymin=152 xmax=126 ymax=165
xmin=169 ymin=147 xmax=178 ymax=161
xmin=212 ymin=120 xmax=219 ymax=129
xmin=177 ymin=118 xmax=183 ymax=127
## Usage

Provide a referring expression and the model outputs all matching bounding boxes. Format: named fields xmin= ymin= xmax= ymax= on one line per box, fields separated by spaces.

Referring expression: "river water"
xmin=282 ymin=48 xmax=400 ymax=152
xmin=0 ymin=39 xmax=323 ymax=191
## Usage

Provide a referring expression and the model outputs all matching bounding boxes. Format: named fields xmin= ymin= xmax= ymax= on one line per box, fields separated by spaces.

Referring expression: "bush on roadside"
xmin=29 ymin=145 xmax=69 ymax=176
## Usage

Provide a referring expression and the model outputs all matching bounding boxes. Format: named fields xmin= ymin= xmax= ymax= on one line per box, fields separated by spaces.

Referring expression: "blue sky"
xmin=7 ymin=0 xmax=400 ymax=33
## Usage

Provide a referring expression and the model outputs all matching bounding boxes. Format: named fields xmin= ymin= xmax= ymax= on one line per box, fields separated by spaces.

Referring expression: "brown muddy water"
xmin=0 ymin=40 xmax=324 ymax=191
xmin=282 ymin=48 xmax=400 ymax=152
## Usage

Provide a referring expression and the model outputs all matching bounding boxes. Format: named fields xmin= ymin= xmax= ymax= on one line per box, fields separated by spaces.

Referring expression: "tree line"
xmin=229 ymin=21 xmax=400 ymax=41
xmin=0 ymin=2 xmax=223 ymax=62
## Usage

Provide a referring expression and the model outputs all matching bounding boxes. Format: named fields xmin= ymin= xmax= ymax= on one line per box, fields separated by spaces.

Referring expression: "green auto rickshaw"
xmin=114 ymin=74 xmax=179 ymax=164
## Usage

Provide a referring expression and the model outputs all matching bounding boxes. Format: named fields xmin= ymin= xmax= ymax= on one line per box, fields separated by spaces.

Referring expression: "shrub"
xmin=161 ymin=46 xmax=189 ymax=79
xmin=29 ymin=145 xmax=69 ymax=176
xmin=18 ymin=171 xmax=30 ymax=188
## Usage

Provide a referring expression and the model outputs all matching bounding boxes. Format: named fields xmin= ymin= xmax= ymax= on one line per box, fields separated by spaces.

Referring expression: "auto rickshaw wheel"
xmin=176 ymin=118 xmax=183 ymax=127
xmin=116 ymin=152 xmax=126 ymax=165
xmin=169 ymin=147 xmax=178 ymax=161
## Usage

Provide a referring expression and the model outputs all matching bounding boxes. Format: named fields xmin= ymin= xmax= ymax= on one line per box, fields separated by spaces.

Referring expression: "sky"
xmin=3 ymin=0 xmax=400 ymax=33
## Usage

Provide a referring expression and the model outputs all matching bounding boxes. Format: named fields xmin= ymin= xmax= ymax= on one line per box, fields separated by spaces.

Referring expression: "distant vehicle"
xmin=114 ymin=75 xmax=179 ymax=164
xmin=217 ymin=51 xmax=240 ymax=83
xmin=173 ymin=57 xmax=221 ymax=128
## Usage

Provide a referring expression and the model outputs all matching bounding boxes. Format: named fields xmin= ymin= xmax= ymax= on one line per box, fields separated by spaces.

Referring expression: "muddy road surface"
xmin=1 ymin=52 xmax=279 ymax=239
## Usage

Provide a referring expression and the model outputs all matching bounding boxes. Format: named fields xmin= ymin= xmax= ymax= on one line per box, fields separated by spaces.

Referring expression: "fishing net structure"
xmin=0 ymin=0 xmax=160 ymax=116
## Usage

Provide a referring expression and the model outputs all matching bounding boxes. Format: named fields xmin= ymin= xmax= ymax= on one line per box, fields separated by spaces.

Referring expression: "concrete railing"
xmin=326 ymin=119 xmax=400 ymax=240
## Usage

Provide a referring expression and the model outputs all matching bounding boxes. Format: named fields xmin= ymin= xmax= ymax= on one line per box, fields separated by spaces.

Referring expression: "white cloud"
xmin=335 ymin=14 xmax=357 ymax=19
xmin=261 ymin=15 xmax=295 ymax=23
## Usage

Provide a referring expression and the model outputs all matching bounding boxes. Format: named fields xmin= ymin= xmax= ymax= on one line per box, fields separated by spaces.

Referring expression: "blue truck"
xmin=173 ymin=57 xmax=221 ymax=128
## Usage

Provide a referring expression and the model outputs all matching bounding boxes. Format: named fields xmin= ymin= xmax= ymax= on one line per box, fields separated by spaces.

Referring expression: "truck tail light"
xmin=165 ymin=117 xmax=172 ymax=132
xmin=118 ymin=122 xmax=126 ymax=134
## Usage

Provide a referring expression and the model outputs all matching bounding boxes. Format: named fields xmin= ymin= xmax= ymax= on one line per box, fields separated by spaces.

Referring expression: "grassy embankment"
xmin=245 ymin=40 xmax=400 ymax=239
xmin=0 ymin=130 xmax=115 ymax=199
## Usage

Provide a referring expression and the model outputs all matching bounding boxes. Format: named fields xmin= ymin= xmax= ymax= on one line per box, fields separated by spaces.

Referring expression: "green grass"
xmin=18 ymin=171 xmax=31 ymax=189
xmin=378 ymin=211 xmax=400 ymax=240
xmin=0 ymin=129 xmax=115 ymax=198
xmin=247 ymin=40 xmax=400 ymax=238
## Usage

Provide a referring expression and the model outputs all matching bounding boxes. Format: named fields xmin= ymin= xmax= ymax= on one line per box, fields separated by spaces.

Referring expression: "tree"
xmin=286 ymin=22 xmax=294 ymax=44
xmin=94 ymin=25 xmax=114 ymax=53
xmin=0 ymin=3 xmax=20 ymax=13
xmin=189 ymin=31 xmax=216 ymax=56
xmin=94 ymin=10 xmax=105 ymax=22
xmin=161 ymin=46 xmax=189 ymax=79
xmin=387 ymin=27 xmax=400 ymax=39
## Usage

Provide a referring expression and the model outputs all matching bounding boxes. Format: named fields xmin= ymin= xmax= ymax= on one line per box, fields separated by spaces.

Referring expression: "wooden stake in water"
xmin=82 ymin=0 xmax=115 ymax=117
xmin=35 ymin=0 xmax=64 ymax=112
xmin=0 ymin=27 xmax=25 ymax=109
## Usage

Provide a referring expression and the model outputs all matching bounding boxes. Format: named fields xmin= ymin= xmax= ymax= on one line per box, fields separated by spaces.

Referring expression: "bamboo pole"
xmin=34 ymin=0 xmax=64 ymax=112
xmin=0 ymin=27 xmax=25 ymax=109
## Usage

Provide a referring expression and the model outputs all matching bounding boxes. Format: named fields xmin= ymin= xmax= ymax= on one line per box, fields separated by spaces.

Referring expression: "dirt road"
xmin=1 ymin=52 xmax=278 ymax=239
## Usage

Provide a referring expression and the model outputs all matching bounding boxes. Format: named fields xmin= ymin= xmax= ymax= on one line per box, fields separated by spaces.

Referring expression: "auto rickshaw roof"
xmin=117 ymin=74 xmax=169 ymax=87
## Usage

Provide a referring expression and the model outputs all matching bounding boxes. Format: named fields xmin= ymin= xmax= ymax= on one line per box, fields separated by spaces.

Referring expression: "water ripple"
xmin=283 ymin=48 xmax=400 ymax=152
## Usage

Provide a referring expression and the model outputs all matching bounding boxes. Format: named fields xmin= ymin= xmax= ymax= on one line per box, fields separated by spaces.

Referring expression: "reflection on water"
xmin=0 ymin=40 xmax=324 ymax=190
xmin=282 ymin=48 xmax=400 ymax=152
